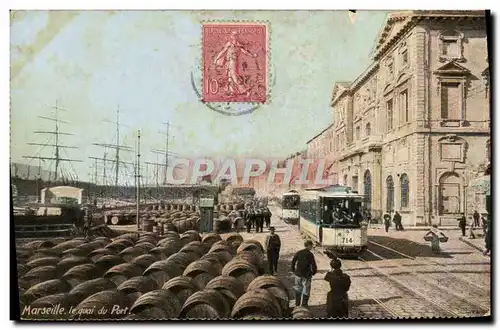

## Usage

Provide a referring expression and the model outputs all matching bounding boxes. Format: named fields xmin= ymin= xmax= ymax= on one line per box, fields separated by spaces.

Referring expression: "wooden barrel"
xmin=247 ymin=275 xmax=290 ymax=316
xmin=142 ymin=219 xmax=155 ymax=233
xmin=231 ymin=289 xmax=282 ymax=319
xmin=179 ymin=289 xmax=230 ymax=319
xmin=292 ymin=306 xmax=314 ymax=319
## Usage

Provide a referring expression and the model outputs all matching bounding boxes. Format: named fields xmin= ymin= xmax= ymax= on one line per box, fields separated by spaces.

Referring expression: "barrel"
xmin=179 ymin=289 xmax=230 ymax=319
xmin=292 ymin=306 xmax=314 ymax=319
xmin=247 ymin=275 xmax=290 ymax=316
xmin=231 ymin=288 xmax=282 ymax=319
xmin=142 ymin=219 xmax=155 ymax=232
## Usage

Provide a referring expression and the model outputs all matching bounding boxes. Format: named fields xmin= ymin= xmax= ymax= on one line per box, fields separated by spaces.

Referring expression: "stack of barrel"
xmin=15 ymin=231 xmax=291 ymax=320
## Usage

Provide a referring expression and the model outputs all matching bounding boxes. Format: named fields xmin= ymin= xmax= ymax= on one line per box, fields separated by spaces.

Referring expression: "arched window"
xmin=364 ymin=170 xmax=372 ymax=211
xmin=365 ymin=123 xmax=371 ymax=137
xmin=386 ymin=175 xmax=394 ymax=212
xmin=343 ymin=174 xmax=348 ymax=186
xmin=439 ymin=172 xmax=461 ymax=215
xmin=400 ymin=173 xmax=409 ymax=208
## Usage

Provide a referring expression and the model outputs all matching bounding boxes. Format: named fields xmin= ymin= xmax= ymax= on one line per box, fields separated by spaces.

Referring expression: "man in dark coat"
xmin=473 ymin=210 xmax=481 ymax=227
xmin=383 ymin=212 xmax=392 ymax=233
xmin=324 ymin=257 xmax=351 ymax=318
xmin=255 ymin=208 xmax=264 ymax=233
xmin=265 ymin=226 xmax=281 ymax=275
xmin=458 ymin=214 xmax=467 ymax=237
xmin=263 ymin=207 xmax=272 ymax=229
xmin=393 ymin=211 xmax=403 ymax=231
xmin=245 ymin=208 xmax=254 ymax=233
xmin=291 ymin=240 xmax=318 ymax=307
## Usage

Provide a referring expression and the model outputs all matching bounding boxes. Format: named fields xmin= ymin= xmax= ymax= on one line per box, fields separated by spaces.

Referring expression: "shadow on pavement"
xmin=368 ymin=235 xmax=455 ymax=259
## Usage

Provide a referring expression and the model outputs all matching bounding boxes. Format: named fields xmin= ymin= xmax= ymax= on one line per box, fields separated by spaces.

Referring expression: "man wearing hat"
xmin=291 ymin=240 xmax=318 ymax=307
xmin=265 ymin=226 xmax=281 ymax=275
xmin=324 ymin=257 xmax=351 ymax=318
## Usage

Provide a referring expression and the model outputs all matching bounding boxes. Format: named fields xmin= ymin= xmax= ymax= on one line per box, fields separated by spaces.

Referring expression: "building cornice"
xmin=306 ymin=123 xmax=334 ymax=144
xmin=372 ymin=11 xmax=486 ymax=61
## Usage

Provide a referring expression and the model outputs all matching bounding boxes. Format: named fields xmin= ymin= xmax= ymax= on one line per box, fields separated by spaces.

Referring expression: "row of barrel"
xmin=16 ymin=229 xmax=312 ymax=320
xmin=139 ymin=202 xmax=250 ymax=213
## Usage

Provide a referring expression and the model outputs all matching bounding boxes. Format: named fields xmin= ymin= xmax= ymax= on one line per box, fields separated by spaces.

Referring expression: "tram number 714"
xmin=342 ymin=237 xmax=353 ymax=244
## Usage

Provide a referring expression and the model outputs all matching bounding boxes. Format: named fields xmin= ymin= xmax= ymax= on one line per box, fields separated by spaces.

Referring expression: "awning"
xmin=470 ymin=175 xmax=491 ymax=195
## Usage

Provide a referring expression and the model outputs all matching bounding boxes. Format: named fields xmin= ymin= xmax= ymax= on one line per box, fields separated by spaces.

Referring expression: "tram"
xmin=299 ymin=185 xmax=368 ymax=258
xmin=281 ymin=190 xmax=300 ymax=225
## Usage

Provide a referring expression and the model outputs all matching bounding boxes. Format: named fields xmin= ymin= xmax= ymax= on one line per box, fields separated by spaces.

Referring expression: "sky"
xmin=10 ymin=10 xmax=389 ymax=184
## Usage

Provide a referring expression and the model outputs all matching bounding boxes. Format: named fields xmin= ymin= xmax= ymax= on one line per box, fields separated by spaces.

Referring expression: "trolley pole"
xmin=136 ymin=130 xmax=141 ymax=230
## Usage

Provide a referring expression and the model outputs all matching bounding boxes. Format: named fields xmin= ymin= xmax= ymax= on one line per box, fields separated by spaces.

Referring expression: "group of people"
xmin=458 ymin=210 xmax=491 ymax=256
xmin=323 ymin=204 xmax=364 ymax=226
xmin=291 ymin=240 xmax=351 ymax=317
xmin=244 ymin=204 xmax=272 ymax=233
xmin=383 ymin=210 xmax=404 ymax=232
xmin=264 ymin=229 xmax=351 ymax=317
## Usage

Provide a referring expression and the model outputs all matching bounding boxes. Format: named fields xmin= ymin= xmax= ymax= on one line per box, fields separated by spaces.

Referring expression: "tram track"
xmin=270 ymin=206 xmax=489 ymax=318
xmin=368 ymin=240 xmax=490 ymax=292
xmin=364 ymin=241 xmax=490 ymax=316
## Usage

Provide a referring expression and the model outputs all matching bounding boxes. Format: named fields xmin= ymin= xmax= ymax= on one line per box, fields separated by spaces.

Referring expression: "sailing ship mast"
xmin=23 ymin=101 xmax=82 ymax=185
xmin=90 ymin=106 xmax=134 ymax=196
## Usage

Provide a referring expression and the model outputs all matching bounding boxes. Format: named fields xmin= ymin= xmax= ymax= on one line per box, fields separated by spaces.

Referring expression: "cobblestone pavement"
xmin=234 ymin=205 xmax=491 ymax=319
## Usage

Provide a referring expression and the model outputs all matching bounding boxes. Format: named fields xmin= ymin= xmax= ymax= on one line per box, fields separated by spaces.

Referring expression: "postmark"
xmin=202 ymin=22 xmax=268 ymax=103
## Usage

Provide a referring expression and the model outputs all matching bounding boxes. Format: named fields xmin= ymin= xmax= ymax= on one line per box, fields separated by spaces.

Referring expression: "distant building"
xmin=327 ymin=10 xmax=490 ymax=226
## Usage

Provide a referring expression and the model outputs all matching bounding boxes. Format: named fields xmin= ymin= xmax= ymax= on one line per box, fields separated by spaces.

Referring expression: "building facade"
xmin=327 ymin=11 xmax=490 ymax=226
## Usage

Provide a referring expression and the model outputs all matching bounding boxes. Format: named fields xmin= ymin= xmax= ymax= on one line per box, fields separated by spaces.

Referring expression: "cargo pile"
xmin=16 ymin=229 xmax=292 ymax=320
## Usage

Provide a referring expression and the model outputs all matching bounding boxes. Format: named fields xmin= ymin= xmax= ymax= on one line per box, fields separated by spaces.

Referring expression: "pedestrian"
xmin=265 ymin=226 xmax=281 ymax=275
xmin=424 ymin=225 xmax=448 ymax=253
xmin=263 ymin=206 xmax=272 ymax=229
xmin=324 ymin=257 xmax=351 ymax=318
xmin=255 ymin=208 xmax=264 ymax=233
xmin=393 ymin=211 xmax=404 ymax=231
xmin=473 ymin=210 xmax=481 ymax=227
xmin=481 ymin=214 xmax=488 ymax=235
xmin=484 ymin=218 xmax=491 ymax=256
xmin=364 ymin=209 xmax=372 ymax=224
xmin=383 ymin=212 xmax=391 ymax=233
xmin=457 ymin=214 xmax=467 ymax=237
xmin=291 ymin=240 xmax=318 ymax=307
xmin=469 ymin=219 xmax=476 ymax=239
xmin=245 ymin=209 xmax=253 ymax=233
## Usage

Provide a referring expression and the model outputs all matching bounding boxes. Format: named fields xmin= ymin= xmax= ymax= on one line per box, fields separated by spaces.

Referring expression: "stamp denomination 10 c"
xmin=202 ymin=23 xmax=268 ymax=103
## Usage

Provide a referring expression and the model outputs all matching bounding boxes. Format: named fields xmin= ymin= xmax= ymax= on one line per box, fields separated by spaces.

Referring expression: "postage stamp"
xmin=202 ymin=22 xmax=268 ymax=103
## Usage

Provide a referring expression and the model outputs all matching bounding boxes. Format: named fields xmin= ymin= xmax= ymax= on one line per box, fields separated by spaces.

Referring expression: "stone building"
xmin=328 ymin=10 xmax=490 ymax=226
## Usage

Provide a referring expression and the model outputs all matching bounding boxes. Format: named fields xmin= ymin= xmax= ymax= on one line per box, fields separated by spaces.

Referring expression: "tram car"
xmin=281 ymin=190 xmax=300 ymax=225
xmin=299 ymin=186 xmax=368 ymax=258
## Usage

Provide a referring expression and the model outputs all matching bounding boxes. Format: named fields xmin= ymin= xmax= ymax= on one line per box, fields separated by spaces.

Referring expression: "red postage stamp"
xmin=202 ymin=22 xmax=268 ymax=103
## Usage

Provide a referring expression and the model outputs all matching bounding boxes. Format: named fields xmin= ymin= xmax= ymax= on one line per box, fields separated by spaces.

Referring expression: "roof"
xmin=283 ymin=191 xmax=300 ymax=196
xmin=306 ymin=122 xmax=334 ymax=144
xmin=372 ymin=10 xmax=485 ymax=60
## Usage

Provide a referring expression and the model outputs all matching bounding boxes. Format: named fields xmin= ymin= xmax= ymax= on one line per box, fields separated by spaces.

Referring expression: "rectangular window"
xmin=352 ymin=175 xmax=358 ymax=191
xmin=386 ymin=99 xmax=393 ymax=131
xmin=400 ymin=90 xmax=409 ymax=123
xmin=441 ymin=82 xmax=460 ymax=119
xmin=402 ymin=50 xmax=408 ymax=66
xmin=355 ymin=126 xmax=360 ymax=140
xmin=443 ymin=40 xmax=459 ymax=58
